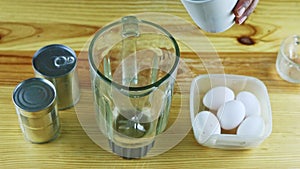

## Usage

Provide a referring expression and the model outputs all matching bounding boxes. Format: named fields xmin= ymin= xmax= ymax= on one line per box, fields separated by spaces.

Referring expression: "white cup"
xmin=181 ymin=0 xmax=238 ymax=33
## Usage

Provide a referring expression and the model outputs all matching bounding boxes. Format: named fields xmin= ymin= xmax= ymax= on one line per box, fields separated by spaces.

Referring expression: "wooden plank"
xmin=1 ymin=0 xmax=300 ymax=168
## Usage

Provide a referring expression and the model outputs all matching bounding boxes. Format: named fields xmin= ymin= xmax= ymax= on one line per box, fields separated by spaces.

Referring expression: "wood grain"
xmin=1 ymin=0 xmax=300 ymax=168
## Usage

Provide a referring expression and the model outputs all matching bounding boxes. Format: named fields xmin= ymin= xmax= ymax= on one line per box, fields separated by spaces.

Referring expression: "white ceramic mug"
xmin=181 ymin=0 xmax=238 ymax=33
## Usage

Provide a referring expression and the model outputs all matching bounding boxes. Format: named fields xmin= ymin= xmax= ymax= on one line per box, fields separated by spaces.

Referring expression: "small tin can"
xmin=12 ymin=78 xmax=60 ymax=143
xmin=32 ymin=44 xmax=80 ymax=110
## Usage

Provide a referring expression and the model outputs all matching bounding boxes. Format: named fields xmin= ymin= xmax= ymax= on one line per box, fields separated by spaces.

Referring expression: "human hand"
xmin=233 ymin=0 xmax=259 ymax=24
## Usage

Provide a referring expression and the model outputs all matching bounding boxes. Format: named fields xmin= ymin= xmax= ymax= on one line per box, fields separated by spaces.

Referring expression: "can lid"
xmin=13 ymin=78 xmax=56 ymax=112
xmin=32 ymin=44 xmax=77 ymax=78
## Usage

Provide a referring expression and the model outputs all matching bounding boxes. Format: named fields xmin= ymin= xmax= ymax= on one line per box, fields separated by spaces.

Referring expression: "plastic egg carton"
xmin=190 ymin=74 xmax=272 ymax=149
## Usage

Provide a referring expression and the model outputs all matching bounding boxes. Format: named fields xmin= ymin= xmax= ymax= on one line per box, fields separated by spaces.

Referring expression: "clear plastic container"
xmin=276 ymin=35 xmax=300 ymax=83
xmin=190 ymin=74 xmax=272 ymax=149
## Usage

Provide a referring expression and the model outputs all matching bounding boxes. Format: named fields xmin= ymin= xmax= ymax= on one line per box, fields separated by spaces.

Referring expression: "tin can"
xmin=32 ymin=44 xmax=80 ymax=110
xmin=12 ymin=78 xmax=60 ymax=143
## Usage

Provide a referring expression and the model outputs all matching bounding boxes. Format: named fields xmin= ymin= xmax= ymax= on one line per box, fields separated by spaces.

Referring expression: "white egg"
xmin=203 ymin=86 xmax=235 ymax=111
xmin=237 ymin=115 xmax=265 ymax=136
xmin=217 ymin=100 xmax=246 ymax=130
xmin=236 ymin=91 xmax=261 ymax=117
xmin=193 ymin=111 xmax=221 ymax=144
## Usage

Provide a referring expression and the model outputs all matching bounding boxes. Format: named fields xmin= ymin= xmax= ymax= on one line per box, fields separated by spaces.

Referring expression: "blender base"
xmin=109 ymin=140 xmax=155 ymax=159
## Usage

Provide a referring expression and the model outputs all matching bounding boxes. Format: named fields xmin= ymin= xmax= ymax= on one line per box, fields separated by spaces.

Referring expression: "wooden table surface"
xmin=1 ymin=0 xmax=300 ymax=168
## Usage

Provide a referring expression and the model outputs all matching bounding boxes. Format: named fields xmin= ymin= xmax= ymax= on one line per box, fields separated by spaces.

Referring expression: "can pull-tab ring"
xmin=54 ymin=56 xmax=75 ymax=68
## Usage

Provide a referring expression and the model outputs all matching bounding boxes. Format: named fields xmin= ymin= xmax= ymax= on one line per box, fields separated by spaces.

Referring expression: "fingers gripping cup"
xmin=88 ymin=16 xmax=180 ymax=158
xmin=181 ymin=0 xmax=238 ymax=33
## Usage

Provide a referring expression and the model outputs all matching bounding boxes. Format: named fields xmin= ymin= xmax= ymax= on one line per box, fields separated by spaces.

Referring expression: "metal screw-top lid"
xmin=13 ymin=78 xmax=56 ymax=113
xmin=32 ymin=44 xmax=77 ymax=77
xmin=109 ymin=140 xmax=154 ymax=159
